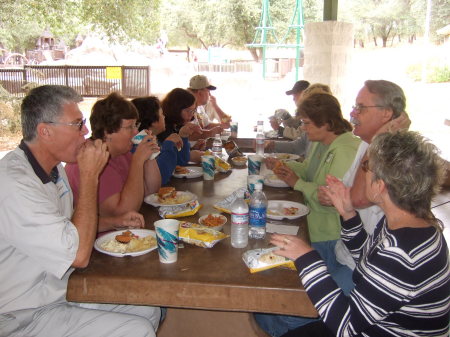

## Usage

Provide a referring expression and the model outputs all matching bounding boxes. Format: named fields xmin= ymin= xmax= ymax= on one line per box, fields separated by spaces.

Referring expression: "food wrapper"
xmin=204 ymin=150 xmax=231 ymax=172
xmin=159 ymin=200 xmax=202 ymax=218
xmin=213 ymin=187 xmax=248 ymax=214
xmin=242 ymin=247 xmax=296 ymax=273
xmin=179 ymin=222 xmax=229 ymax=248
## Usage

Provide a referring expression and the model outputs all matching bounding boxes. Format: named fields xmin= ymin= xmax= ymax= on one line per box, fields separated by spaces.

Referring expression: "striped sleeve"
xmin=295 ymin=224 xmax=450 ymax=336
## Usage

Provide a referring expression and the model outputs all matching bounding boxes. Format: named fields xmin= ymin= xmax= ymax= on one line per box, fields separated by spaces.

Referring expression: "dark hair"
xmin=21 ymin=85 xmax=82 ymax=141
xmin=368 ymin=131 xmax=445 ymax=230
xmin=364 ymin=80 xmax=406 ymax=119
xmin=131 ymin=96 xmax=161 ymax=131
xmin=90 ymin=92 xmax=138 ymax=140
xmin=298 ymin=93 xmax=352 ymax=135
xmin=161 ymin=88 xmax=195 ymax=128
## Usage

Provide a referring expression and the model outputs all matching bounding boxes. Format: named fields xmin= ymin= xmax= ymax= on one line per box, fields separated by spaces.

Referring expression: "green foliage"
xmin=0 ymin=0 xmax=161 ymax=52
xmin=0 ymin=85 xmax=22 ymax=135
xmin=406 ymin=60 xmax=450 ymax=83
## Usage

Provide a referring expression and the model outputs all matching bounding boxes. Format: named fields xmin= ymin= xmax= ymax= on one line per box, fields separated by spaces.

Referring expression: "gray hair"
xmin=364 ymin=80 xmax=406 ymax=119
xmin=368 ymin=131 xmax=445 ymax=230
xmin=21 ymin=85 xmax=82 ymax=141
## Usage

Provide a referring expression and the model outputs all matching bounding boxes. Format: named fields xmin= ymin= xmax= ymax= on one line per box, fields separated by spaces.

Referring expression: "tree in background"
xmin=0 ymin=0 xmax=161 ymax=52
xmin=161 ymin=0 xmax=322 ymax=61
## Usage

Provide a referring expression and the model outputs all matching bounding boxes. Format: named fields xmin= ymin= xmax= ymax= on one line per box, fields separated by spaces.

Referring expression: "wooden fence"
xmin=0 ymin=65 xmax=151 ymax=98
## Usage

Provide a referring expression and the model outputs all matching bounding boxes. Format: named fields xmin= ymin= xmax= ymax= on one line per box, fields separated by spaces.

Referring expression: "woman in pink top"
xmin=65 ymin=92 xmax=161 ymax=231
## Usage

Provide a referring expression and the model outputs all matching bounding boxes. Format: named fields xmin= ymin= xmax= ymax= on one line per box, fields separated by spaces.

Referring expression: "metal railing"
xmin=0 ymin=65 xmax=151 ymax=97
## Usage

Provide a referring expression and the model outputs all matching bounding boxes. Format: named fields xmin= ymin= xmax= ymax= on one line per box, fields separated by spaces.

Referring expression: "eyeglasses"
xmin=45 ymin=118 xmax=86 ymax=131
xmin=352 ymin=104 xmax=385 ymax=114
xmin=121 ymin=122 xmax=141 ymax=131
xmin=361 ymin=159 xmax=372 ymax=173
xmin=299 ymin=120 xmax=311 ymax=127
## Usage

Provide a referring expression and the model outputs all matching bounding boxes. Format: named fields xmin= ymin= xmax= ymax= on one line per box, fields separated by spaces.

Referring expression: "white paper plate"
xmin=173 ymin=166 xmax=203 ymax=179
xmin=266 ymin=153 xmax=300 ymax=162
xmin=94 ymin=229 xmax=157 ymax=257
xmin=264 ymin=174 xmax=290 ymax=188
xmin=144 ymin=191 xmax=197 ymax=207
xmin=267 ymin=200 xmax=309 ymax=220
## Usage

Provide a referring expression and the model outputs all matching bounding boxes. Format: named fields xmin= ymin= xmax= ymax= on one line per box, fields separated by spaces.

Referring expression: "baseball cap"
xmin=285 ymin=80 xmax=310 ymax=95
xmin=269 ymin=109 xmax=291 ymax=121
xmin=189 ymin=75 xmax=217 ymax=90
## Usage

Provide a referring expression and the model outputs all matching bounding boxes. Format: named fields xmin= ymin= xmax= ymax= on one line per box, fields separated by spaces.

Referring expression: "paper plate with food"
xmin=198 ymin=213 xmax=227 ymax=231
xmin=267 ymin=200 xmax=309 ymax=220
xmin=172 ymin=166 xmax=203 ymax=179
xmin=231 ymin=156 xmax=247 ymax=167
xmin=144 ymin=187 xmax=197 ymax=207
xmin=94 ymin=229 xmax=157 ymax=257
xmin=267 ymin=153 xmax=300 ymax=162
xmin=264 ymin=173 xmax=290 ymax=188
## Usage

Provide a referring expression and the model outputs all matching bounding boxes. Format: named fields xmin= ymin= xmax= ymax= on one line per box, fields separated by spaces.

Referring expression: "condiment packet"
xmin=179 ymin=222 xmax=229 ymax=248
xmin=213 ymin=187 xmax=248 ymax=214
xmin=159 ymin=200 xmax=202 ymax=218
xmin=132 ymin=130 xmax=160 ymax=160
xmin=242 ymin=247 xmax=296 ymax=273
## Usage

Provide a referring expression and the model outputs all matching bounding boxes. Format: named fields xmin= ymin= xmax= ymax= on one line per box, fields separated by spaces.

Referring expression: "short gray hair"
xmin=21 ymin=85 xmax=82 ymax=141
xmin=368 ymin=131 xmax=445 ymax=230
xmin=364 ymin=80 xmax=406 ymax=119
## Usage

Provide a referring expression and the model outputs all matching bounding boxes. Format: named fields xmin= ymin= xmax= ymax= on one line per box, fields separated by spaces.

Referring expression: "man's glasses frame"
xmin=361 ymin=159 xmax=371 ymax=173
xmin=351 ymin=104 xmax=385 ymax=114
xmin=45 ymin=118 xmax=86 ymax=131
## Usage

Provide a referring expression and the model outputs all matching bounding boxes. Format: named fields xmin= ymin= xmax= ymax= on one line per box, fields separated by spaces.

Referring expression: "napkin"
xmin=266 ymin=222 xmax=299 ymax=235
xmin=159 ymin=200 xmax=202 ymax=218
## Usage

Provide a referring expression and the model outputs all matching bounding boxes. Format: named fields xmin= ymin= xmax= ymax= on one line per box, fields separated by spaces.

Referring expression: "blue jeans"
xmin=254 ymin=240 xmax=354 ymax=337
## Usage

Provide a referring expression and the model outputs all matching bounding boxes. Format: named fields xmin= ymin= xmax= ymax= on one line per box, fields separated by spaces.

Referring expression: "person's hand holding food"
xmin=273 ymin=161 xmax=298 ymax=187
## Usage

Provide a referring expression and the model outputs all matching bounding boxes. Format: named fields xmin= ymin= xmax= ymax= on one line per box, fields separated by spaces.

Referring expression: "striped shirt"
xmin=296 ymin=213 xmax=450 ymax=336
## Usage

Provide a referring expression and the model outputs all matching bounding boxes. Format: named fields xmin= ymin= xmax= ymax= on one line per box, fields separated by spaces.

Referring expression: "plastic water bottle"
xmin=255 ymin=116 xmax=264 ymax=156
xmin=231 ymin=191 xmax=249 ymax=248
xmin=212 ymin=133 xmax=223 ymax=157
xmin=249 ymin=183 xmax=267 ymax=239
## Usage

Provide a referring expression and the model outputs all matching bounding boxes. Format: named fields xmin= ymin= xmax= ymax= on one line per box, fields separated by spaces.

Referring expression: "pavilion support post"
xmin=303 ymin=21 xmax=353 ymax=111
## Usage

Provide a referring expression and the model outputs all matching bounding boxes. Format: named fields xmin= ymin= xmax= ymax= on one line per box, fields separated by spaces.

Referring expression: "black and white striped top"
xmin=296 ymin=213 xmax=450 ymax=337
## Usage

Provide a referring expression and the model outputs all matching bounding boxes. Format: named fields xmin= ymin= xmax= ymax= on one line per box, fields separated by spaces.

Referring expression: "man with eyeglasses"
xmin=0 ymin=85 xmax=161 ymax=336
xmin=318 ymin=79 xmax=410 ymax=270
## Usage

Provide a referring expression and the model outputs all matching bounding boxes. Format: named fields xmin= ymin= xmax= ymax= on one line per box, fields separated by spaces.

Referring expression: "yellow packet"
xmin=179 ymin=223 xmax=229 ymax=248
xmin=242 ymin=248 xmax=296 ymax=273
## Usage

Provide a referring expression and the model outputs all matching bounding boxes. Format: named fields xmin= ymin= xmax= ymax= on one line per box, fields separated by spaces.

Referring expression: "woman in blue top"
xmin=132 ymin=96 xmax=200 ymax=185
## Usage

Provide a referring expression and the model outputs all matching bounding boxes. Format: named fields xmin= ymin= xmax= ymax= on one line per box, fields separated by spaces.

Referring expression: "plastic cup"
xmin=201 ymin=155 xmax=216 ymax=180
xmin=230 ymin=122 xmax=238 ymax=138
xmin=154 ymin=219 xmax=179 ymax=263
xmin=248 ymin=154 xmax=263 ymax=175
xmin=132 ymin=130 xmax=160 ymax=160
xmin=247 ymin=174 xmax=264 ymax=195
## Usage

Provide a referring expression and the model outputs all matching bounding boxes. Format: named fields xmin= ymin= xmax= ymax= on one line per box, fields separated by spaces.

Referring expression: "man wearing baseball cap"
xmin=188 ymin=75 xmax=231 ymax=130
xmin=286 ymin=80 xmax=310 ymax=105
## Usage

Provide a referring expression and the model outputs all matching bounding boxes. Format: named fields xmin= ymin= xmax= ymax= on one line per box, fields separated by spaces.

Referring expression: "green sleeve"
xmin=293 ymin=145 xmax=358 ymax=213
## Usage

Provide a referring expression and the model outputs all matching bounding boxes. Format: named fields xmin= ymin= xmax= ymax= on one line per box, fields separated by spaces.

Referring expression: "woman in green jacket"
xmin=266 ymin=93 xmax=360 ymax=292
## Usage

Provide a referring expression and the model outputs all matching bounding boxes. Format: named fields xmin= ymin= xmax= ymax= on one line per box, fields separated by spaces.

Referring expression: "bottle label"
xmin=249 ymin=207 xmax=267 ymax=227
xmin=232 ymin=213 xmax=249 ymax=225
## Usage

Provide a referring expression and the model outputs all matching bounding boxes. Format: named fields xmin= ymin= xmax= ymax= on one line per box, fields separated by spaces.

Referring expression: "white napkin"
xmin=266 ymin=222 xmax=299 ymax=235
